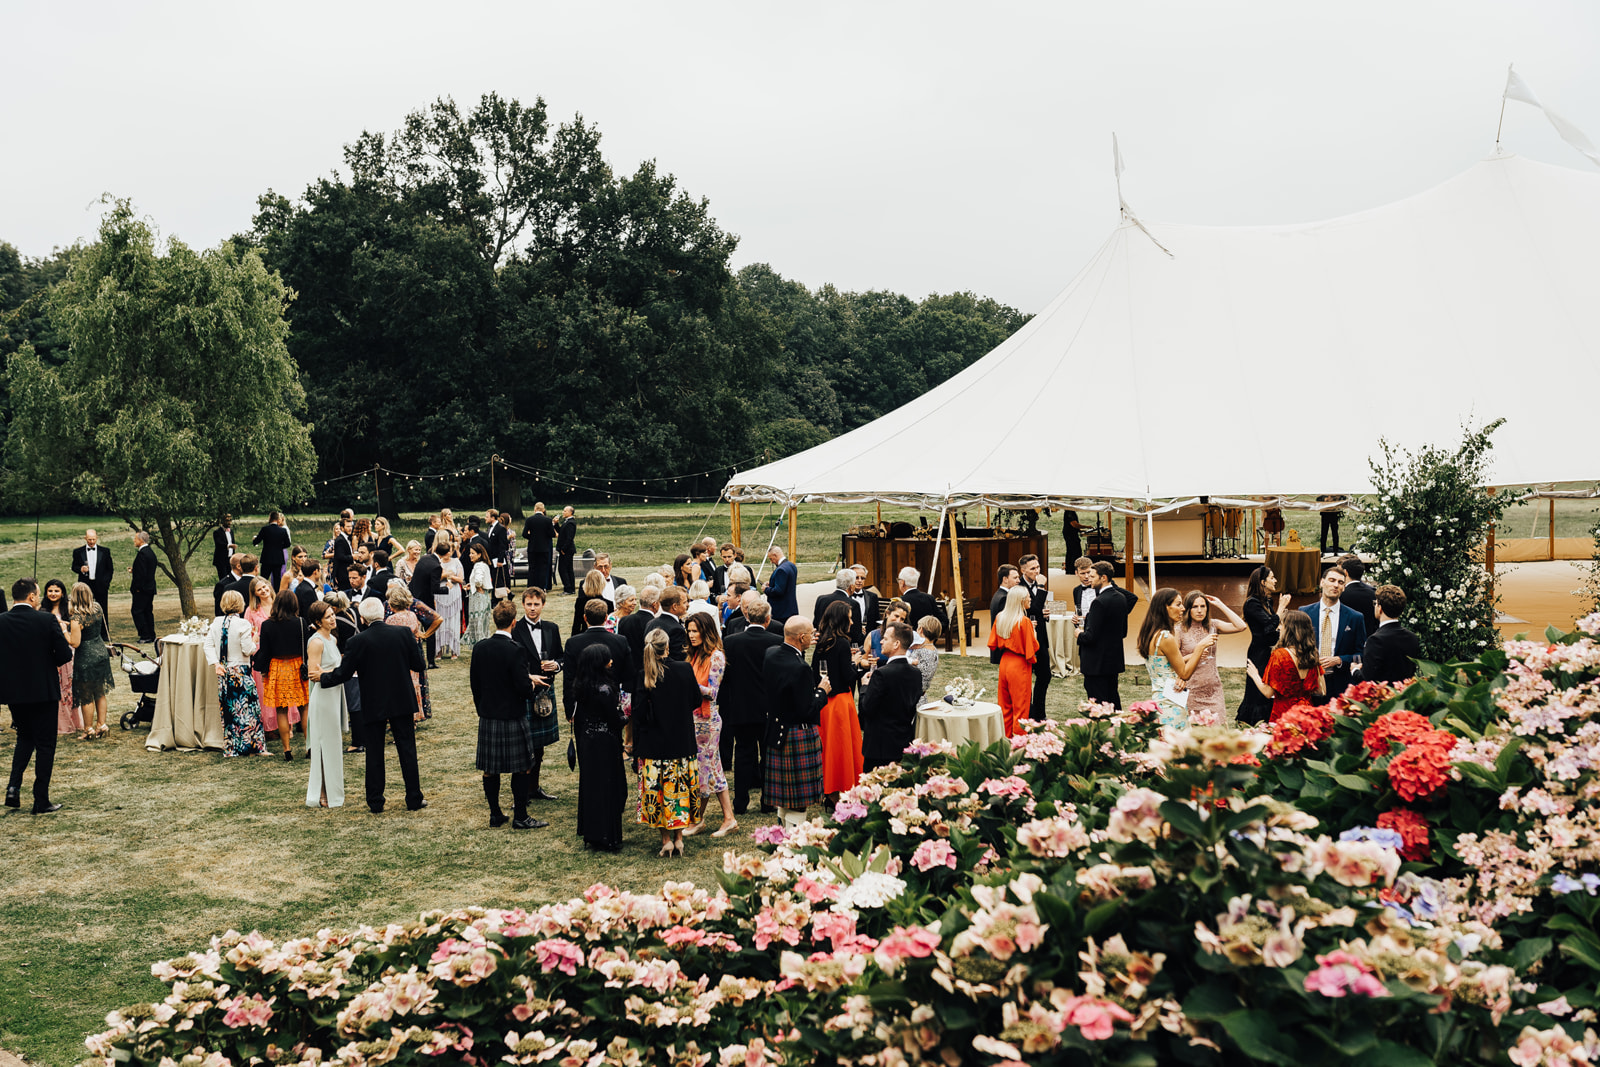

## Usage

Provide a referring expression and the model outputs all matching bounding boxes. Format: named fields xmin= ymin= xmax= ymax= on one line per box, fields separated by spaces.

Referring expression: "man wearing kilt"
xmin=511 ymin=587 xmax=564 ymax=802
xmin=761 ymin=617 xmax=833 ymax=829
xmin=470 ymin=599 xmax=547 ymax=830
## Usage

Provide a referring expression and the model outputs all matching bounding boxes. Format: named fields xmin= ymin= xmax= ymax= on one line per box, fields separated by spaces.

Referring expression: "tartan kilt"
xmin=476 ymin=715 xmax=535 ymax=774
xmin=763 ymin=722 xmax=823 ymax=810
xmin=527 ymin=698 xmax=561 ymax=748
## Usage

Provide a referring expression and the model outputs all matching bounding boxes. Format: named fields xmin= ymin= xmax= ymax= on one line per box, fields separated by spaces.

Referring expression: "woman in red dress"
xmin=1244 ymin=610 xmax=1324 ymax=721
xmin=987 ymin=585 xmax=1039 ymax=736
xmin=813 ymin=601 xmax=863 ymax=800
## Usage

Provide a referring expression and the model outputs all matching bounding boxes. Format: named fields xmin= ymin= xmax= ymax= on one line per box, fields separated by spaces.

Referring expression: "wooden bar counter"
xmin=842 ymin=530 xmax=1048 ymax=602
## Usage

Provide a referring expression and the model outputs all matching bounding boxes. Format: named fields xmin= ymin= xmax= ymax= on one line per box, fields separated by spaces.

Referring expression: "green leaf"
xmin=1494 ymin=737 xmax=1524 ymax=779
xmin=1559 ymin=935 xmax=1600 ymax=972
xmin=1223 ymin=804 xmax=1273 ymax=833
xmin=1083 ymin=899 xmax=1119 ymax=935
xmin=1181 ymin=982 xmax=1239 ymax=1022
xmin=1448 ymin=789 xmax=1481 ymax=832
xmin=1368 ymin=1039 xmax=1438 ymax=1067
xmin=1512 ymin=936 xmax=1554 ymax=971
xmin=1160 ymin=800 xmax=1208 ymax=840
xmin=1217 ymin=1010 xmax=1298 ymax=1065
xmin=1333 ymin=773 xmax=1373 ymax=792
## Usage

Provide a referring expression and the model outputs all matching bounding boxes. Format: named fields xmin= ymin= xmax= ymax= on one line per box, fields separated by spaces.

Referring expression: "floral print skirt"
xmin=693 ymin=709 xmax=727 ymax=796
xmin=219 ymin=666 xmax=268 ymax=757
xmin=638 ymin=757 xmax=704 ymax=829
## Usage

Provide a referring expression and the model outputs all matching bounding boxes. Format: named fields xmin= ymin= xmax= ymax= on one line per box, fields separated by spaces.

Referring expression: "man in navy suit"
xmin=763 ymin=547 xmax=799 ymax=623
xmin=1300 ymin=565 xmax=1366 ymax=699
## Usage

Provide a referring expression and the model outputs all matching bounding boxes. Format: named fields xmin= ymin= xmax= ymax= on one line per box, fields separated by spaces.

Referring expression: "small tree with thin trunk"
xmin=4 ymin=199 xmax=315 ymax=617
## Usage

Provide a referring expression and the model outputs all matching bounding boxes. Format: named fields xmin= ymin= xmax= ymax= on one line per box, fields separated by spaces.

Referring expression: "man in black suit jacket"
xmin=510 ymin=587 xmax=563 ymax=802
xmin=3 ymin=579 xmax=78 ymax=813
xmin=989 ymin=564 xmax=1020 ymax=665
xmin=813 ymin=569 xmax=865 ymax=645
xmin=1338 ymin=557 xmax=1379 ymax=639
xmin=719 ymin=597 xmax=784 ymax=814
xmin=471 ymin=600 xmax=545 ymax=829
xmin=897 ymin=568 xmax=938 ymax=629
xmin=294 ymin=562 xmax=321 ymax=618
xmin=1354 ymin=584 xmax=1425 ymax=686
xmin=1018 ymin=554 xmax=1051 ymax=719
xmin=555 ymin=507 xmax=577 ymax=593
xmin=859 ymin=620 xmax=922 ymax=771
xmin=252 ymin=512 xmax=292 ymax=590
xmin=1077 ymin=562 xmax=1132 ymax=709
xmin=409 ymin=544 xmax=448 ymax=668
xmin=364 ymin=550 xmax=398 ymax=603
xmin=762 ymin=618 xmax=831 ymax=821
xmin=522 ymin=504 xmax=556 ymax=591
xmin=129 ymin=531 xmax=159 ymax=643
xmin=214 ymin=554 xmax=244 ymax=615
xmin=212 ymin=515 xmax=236 ymax=581
xmin=71 ymin=528 xmax=113 ymax=639
xmin=850 ymin=567 xmax=880 ymax=638
xmin=318 ymin=598 xmax=428 ymax=813
xmin=618 ymin=585 xmax=660 ymax=666
xmin=648 ymin=587 xmax=692 ymax=661
xmin=330 ymin=518 xmax=354 ymax=591
xmin=564 ymin=600 xmax=633 ymax=716
xmin=487 ymin=514 xmax=511 ymax=588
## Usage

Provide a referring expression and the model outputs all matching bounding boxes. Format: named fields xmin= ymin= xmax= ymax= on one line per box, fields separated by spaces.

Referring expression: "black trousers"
xmin=90 ymin=583 xmax=111 ymax=640
xmin=1320 ymin=512 xmax=1341 ymax=553
xmin=1030 ymin=649 xmax=1051 ymax=719
xmin=530 ymin=552 xmax=553 ymax=593
xmin=131 ymin=590 xmax=156 ymax=641
xmin=361 ymin=714 xmax=423 ymax=811
xmin=557 ymin=551 xmax=575 ymax=593
xmin=720 ymin=722 xmax=765 ymax=813
xmin=215 ymin=560 xmax=231 ymax=582
xmin=7 ymin=701 xmax=58 ymax=809
xmin=1082 ymin=673 xmax=1121 ymax=709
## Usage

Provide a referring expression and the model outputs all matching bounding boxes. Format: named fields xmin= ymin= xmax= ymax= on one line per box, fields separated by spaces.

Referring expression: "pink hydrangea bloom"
xmin=1303 ymin=951 xmax=1389 ymax=998
xmin=911 ymin=839 xmax=958 ymax=872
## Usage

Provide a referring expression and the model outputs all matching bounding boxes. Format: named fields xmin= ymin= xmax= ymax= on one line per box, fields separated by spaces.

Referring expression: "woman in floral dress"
xmin=204 ymin=590 xmax=268 ymax=757
xmin=463 ymin=542 xmax=496 ymax=647
xmin=683 ymin=614 xmax=737 ymax=838
xmin=633 ymin=628 xmax=704 ymax=856
xmin=1135 ymin=588 xmax=1214 ymax=730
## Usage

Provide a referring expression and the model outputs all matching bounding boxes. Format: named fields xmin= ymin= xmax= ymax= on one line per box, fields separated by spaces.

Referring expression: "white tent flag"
xmin=1503 ymin=65 xmax=1600 ymax=168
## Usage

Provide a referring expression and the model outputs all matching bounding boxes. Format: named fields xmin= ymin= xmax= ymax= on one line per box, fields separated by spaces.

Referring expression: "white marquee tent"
xmin=724 ymin=153 xmax=1600 ymax=514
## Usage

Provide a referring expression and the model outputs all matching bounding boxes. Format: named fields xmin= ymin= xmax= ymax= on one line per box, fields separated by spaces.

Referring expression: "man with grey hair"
xmin=897 ymin=566 xmax=938 ymax=629
xmin=720 ymin=593 xmax=782 ymax=814
xmin=72 ymin=528 xmax=113 ymax=639
xmin=129 ymin=530 xmax=159 ymax=643
xmin=763 ymin=546 xmax=799 ymax=623
xmin=812 ymin=568 xmax=864 ymax=645
xmin=618 ymin=582 xmax=660 ymax=667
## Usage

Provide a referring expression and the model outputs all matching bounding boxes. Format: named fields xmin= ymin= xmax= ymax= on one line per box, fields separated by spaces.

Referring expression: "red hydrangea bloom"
xmin=1386 ymin=732 xmax=1456 ymax=802
xmin=1363 ymin=710 xmax=1436 ymax=758
xmin=1330 ymin=679 xmax=1399 ymax=715
xmin=1375 ymin=807 xmax=1431 ymax=861
xmin=1266 ymin=702 xmax=1336 ymax=758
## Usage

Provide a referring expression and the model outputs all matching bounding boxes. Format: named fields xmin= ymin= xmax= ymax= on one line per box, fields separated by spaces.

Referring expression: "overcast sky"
xmin=4 ymin=1 xmax=1596 ymax=311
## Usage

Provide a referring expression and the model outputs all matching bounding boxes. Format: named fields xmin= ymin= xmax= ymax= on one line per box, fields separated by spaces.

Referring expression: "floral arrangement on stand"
xmin=80 ymin=620 xmax=1600 ymax=1067
xmin=176 ymin=616 xmax=206 ymax=639
xmin=942 ymin=676 xmax=987 ymax=705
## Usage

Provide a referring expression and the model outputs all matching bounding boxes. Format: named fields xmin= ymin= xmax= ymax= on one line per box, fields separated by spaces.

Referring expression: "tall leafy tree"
xmin=5 ymin=200 xmax=316 ymax=615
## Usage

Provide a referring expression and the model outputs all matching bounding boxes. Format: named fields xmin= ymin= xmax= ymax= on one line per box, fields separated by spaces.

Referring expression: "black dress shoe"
xmin=759 ymin=804 xmax=778 ymax=814
xmin=512 ymin=816 xmax=548 ymax=829
xmin=489 ymin=813 xmax=510 ymax=828
xmin=4 ymin=786 xmax=18 ymax=809
xmin=531 ymin=788 xmax=558 ymax=801
xmin=369 ymin=804 xmax=385 ymax=814
xmin=33 ymin=802 xmax=62 ymax=814
xmin=407 ymin=800 xmax=428 ymax=811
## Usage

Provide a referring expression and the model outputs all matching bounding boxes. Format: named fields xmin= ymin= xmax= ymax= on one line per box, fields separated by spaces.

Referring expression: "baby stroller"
xmin=113 ymin=643 xmax=162 ymax=731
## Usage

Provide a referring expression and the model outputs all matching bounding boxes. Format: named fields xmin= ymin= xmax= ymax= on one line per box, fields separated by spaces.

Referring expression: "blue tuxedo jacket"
xmin=1299 ymin=601 xmax=1367 ymax=666
xmin=765 ymin=560 xmax=799 ymax=622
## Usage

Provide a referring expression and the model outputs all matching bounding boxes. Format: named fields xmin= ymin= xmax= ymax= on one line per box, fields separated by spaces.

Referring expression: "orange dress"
xmin=814 ymin=638 xmax=863 ymax=795
xmin=988 ymin=619 xmax=1040 ymax=737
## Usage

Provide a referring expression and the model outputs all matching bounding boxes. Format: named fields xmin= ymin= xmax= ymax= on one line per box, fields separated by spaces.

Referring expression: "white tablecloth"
xmin=915 ymin=700 xmax=1006 ymax=747
xmin=1044 ymin=615 xmax=1080 ymax=678
xmin=146 ymin=634 xmax=225 ymax=752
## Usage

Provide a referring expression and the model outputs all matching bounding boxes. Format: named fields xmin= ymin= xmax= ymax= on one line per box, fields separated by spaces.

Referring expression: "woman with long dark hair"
xmin=1135 ymin=588 xmax=1214 ymax=729
xmin=572 ymin=643 xmax=626 ymax=851
xmin=44 ymin=579 xmax=81 ymax=738
xmin=683 ymin=613 xmax=737 ymax=837
xmin=813 ymin=600 xmax=863 ymax=800
xmin=259 ymin=590 xmax=308 ymax=761
xmin=1178 ymin=591 xmax=1248 ymax=725
xmin=672 ymin=554 xmax=694 ymax=590
xmin=1245 ymin=610 xmax=1325 ymax=721
xmin=1237 ymin=566 xmax=1293 ymax=725
xmin=634 ymin=628 xmax=704 ymax=857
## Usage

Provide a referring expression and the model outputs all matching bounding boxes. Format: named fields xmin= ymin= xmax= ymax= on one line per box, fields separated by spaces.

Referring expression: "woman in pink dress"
xmin=45 ymin=579 xmax=83 ymax=737
xmin=1176 ymin=591 xmax=1249 ymax=725
xmin=245 ymin=577 xmax=298 ymax=735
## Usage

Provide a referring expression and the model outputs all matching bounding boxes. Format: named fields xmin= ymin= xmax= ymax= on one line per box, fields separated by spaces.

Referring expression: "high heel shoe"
xmin=283 ymin=749 xmax=294 ymax=762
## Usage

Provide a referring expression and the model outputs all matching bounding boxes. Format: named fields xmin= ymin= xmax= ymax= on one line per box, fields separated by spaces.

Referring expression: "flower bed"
xmin=83 ymin=621 xmax=1600 ymax=1067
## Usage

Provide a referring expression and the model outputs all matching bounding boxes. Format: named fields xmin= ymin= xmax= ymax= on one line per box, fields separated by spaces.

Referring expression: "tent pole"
xmin=1123 ymin=508 xmax=1135 ymax=586
xmin=1549 ymin=497 xmax=1556 ymax=561
xmin=1146 ymin=509 xmax=1157 ymax=594
xmin=927 ymin=505 xmax=948 ymax=595
xmin=950 ymin=517 xmax=968 ymax=657
xmin=730 ymin=501 xmax=742 ymax=551
xmin=1485 ymin=487 xmax=1497 ymax=601
xmin=876 ymin=503 xmax=882 ymax=528
xmin=787 ymin=506 xmax=798 ymax=563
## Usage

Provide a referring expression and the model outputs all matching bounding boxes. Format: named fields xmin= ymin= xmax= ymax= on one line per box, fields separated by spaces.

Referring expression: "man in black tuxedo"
xmin=330 ymin=517 xmax=354 ymax=591
xmin=129 ymin=531 xmax=159 ymax=644
xmin=364 ymin=550 xmax=398 ymax=603
xmin=564 ymin=600 xmax=633 ymax=715
xmin=719 ymin=596 xmax=783 ymax=814
xmin=294 ymin=562 xmax=321 ymax=617
xmin=3 ymin=579 xmax=76 ymax=814
xmin=318 ymin=597 xmax=428 ymax=813
xmin=491 ymin=512 xmax=514 ymax=591
xmin=510 ymin=587 xmax=563 ymax=801
xmin=1353 ymin=585 xmax=1424 ymax=686
xmin=212 ymin=515 xmax=236 ymax=581
xmin=859 ymin=620 xmax=922 ymax=771
xmin=214 ymin=553 xmax=245 ymax=615
xmin=1018 ymin=554 xmax=1051 ymax=719
xmin=1338 ymin=556 xmax=1378 ymax=639
xmin=462 ymin=520 xmax=491 ymax=587
xmin=812 ymin=569 xmax=865 ymax=645
xmin=71 ymin=528 xmax=113 ymax=639
xmin=647 ymin=587 xmax=691 ymax=661
xmin=850 ymin=566 xmax=881 ymax=636
xmin=762 ymin=617 xmax=831 ymax=824
xmin=1077 ymin=561 xmax=1133 ymax=709
xmin=252 ymin=512 xmax=292 ymax=590
xmin=471 ymin=599 xmax=544 ymax=829
xmin=989 ymin=564 xmax=1020 ymax=665
xmin=897 ymin=567 xmax=937 ymax=629
xmin=618 ymin=584 xmax=660 ymax=665
xmin=409 ymin=543 xmax=448 ymax=668
xmin=592 ymin=554 xmax=623 ymax=607
xmin=522 ymin=503 xmax=556 ymax=591
xmin=556 ymin=506 xmax=577 ymax=593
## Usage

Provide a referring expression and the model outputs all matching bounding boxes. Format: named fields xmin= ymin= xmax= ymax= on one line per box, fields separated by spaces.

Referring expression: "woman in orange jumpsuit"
xmin=988 ymin=585 xmax=1039 ymax=736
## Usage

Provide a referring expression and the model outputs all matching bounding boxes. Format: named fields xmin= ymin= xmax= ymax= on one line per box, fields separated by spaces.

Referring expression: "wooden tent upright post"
xmin=1124 ymin=512 xmax=1135 ymax=585
xmin=787 ymin=506 xmax=798 ymax=563
xmin=1485 ymin=487 xmax=1497 ymax=600
xmin=950 ymin=518 xmax=968 ymax=656
xmin=730 ymin=501 xmax=742 ymax=551
xmin=1549 ymin=497 xmax=1556 ymax=561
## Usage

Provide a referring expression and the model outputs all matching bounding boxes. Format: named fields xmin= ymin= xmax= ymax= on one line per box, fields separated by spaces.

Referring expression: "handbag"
xmin=299 ymin=619 xmax=310 ymax=682
xmin=566 ymin=737 xmax=577 ymax=771
xmin=532 ymin=688 xmax=555 ymax=719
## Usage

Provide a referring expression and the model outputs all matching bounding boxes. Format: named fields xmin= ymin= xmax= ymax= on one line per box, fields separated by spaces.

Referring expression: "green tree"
xmin=1352 ymin=420 xmax=1516 ymax=662
xmin=4 ymin=200 xmax=316 ymax=615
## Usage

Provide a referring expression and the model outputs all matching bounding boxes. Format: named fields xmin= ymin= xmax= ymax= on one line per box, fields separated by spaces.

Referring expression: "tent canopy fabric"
xmin=726 ymin=154 xmax=1600 ymax=510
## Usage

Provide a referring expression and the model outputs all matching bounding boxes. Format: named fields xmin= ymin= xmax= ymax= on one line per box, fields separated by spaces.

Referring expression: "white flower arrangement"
xmin=943 ymin=675 xmax=986 ymax=705
xmin=176 ymin=615 xmax=205 ymax=638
